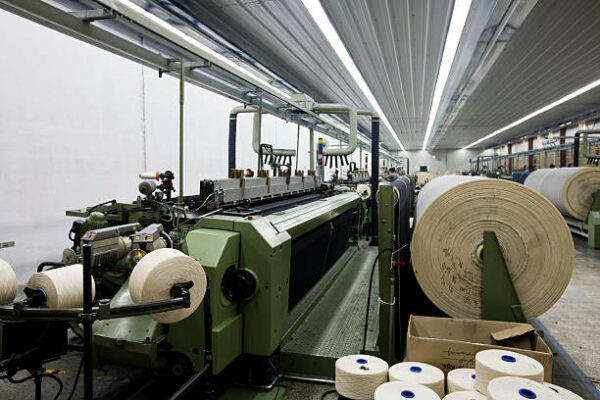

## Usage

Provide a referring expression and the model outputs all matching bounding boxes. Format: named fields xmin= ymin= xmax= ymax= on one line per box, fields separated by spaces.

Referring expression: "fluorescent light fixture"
xmin=96 ymin=0 xmax=290 ymax=100
xmin=422 ymin=0 xmax=472 ymax=151
xmin=301 ymin=0 xmax=406 ymax=151
xmin=463 ymin=78 xmax=600 ymax=149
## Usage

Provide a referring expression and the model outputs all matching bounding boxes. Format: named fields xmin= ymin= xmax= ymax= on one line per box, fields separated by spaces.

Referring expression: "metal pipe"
xmin=581 ymin=129 xmax=600 ymax=160
xmin=309 ymin=128 xmax=314 ymax=170
xmin=295 ymin=121 xmax=300 ymax=171
xmin=178 ymin=58 xmax=184 ymax=204
xmin=228 ymin=106 xmax=260 ymax=173
xmin=82 ymin=244 xmax=93 ymax=400
xmin=257 ymin=95 xmax=263 ymax=171
xmin=315 ymin=104 xmax=358 ymax=156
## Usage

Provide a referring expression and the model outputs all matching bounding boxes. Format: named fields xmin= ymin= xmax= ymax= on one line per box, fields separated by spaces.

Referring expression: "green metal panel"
xmin=376 ymin=184 xmax=395 ymax=362
xmin=265 ymin=192 xmax=360 ymax=238
xmin=185 ymin=229 xmax=242 ymax=373
xmin=167 ymin=308 xmax=206 ymax=371
xmin=94 ymin=281 xmax=166 ymax=370
xmin=195 ymin=215 xmax=237 ymax=231
xmin=482 ymin=231 xmax=526 ymax=322
xmin=234 ymin=218 xmax=291 ymax=356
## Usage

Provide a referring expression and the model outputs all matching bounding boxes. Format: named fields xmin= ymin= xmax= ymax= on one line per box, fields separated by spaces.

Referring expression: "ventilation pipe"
xmin=228 ymin=106 xmax=259 ymax=173
xmin=314 ymin=104 xmax=358 ymax=156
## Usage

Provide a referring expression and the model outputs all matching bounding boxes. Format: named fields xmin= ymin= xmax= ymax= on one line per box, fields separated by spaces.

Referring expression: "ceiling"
xmin=167 ymin=0 xmax=600 ymax=151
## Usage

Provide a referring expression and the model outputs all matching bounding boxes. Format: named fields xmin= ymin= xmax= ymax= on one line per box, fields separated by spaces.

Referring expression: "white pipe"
xmin=314 ymin=104 xmax=357 ymax=156
xmin=252 ymin=112 xmax=296 ymax=156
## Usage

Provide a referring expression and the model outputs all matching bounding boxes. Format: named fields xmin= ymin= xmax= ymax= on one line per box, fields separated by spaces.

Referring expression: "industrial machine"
xmin=0 ymin=164 xmax=379 ymax=399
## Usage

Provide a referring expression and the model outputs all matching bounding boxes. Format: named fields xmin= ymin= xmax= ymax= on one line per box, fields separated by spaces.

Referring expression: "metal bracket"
xmin=158 ymin=59 xmax=212 ymax=77
xmin=70 ymin=9 xmax=115 ymax=22
xmin=0 ymin=241 xmax=15 ymax=249
xmin=482 ymin=231 xmax=527 ymax=322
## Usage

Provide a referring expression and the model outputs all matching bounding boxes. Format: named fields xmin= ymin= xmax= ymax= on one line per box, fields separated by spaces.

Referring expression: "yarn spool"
xmin=389 ymin=362 xmax=445 ymax=398
xmin=335 ymin=355 xmax=389 ymax=400
xmin=129 ymin=248 xmax=207 ymax=324
xmin=524 ymin=167 xmax=600 ymax=220
xmin=26 ymin=264 xmax=96 ymax=308
xmin=356 ymin=184 xmax=372 ymax=199
xmin=447 ymin=369 xmax=476 ymax=393
xmin=487 ymin=377 xmax=559 ymax=400
xmin=475 ymin=350 xmax=544 ymax=395
xmin=411 ymin=176 xmax=574 ymax=319
xmin=442 ymin=391 xmax=486 ymax=400
xmin=375 ymin=381 xmax=441 ymax=400
xmin=544 ymin=383 xmax=584 ymax=400
xmin=0 ymin=259 xmax=17 ymax=305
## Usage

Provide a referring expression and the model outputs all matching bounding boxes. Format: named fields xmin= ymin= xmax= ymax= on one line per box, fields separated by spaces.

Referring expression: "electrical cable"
xmin=320 ymin=389 xmax=337 ymax=399
xmin=66 ymin=355 xmax=84 ymax=400
xmin=268 ymin=358 xmax=281 ymax=400
xmin=362 ymin=248 xmax=393 ymax=353
xmin=7 ymin=372 xmax=63 ymax=400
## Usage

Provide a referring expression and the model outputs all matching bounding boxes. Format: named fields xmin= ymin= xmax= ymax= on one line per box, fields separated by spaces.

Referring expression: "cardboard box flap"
xmin=491 ymin=325 xmax=535 ymax=350
xmin=491 ymin=325 xmax=534 ymax=341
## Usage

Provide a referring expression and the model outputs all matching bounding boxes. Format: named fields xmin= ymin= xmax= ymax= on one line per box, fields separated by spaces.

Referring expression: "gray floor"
xmin=538 ymin=237 xmax=600 ymax=393
xmin=0 ymin=237 xmax=598 ymax=399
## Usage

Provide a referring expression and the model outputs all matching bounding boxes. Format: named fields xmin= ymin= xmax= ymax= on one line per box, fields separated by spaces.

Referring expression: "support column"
xmin=309 ymin=128 xmax=314 ymax=170
xmin=559 ymin=127 xmax=567 ymax=167
xmin=528 ymin=137 xmax=534 ymax=169
xmin=508 ymin=144 xmax=513 ymax=174
xmin=228 ymin=113 xmax=237 ymax=174
xmin=370 ymin=117 xmax=380 ymax=243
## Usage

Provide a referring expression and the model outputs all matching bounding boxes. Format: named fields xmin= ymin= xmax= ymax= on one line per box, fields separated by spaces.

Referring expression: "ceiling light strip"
xmin=422 ymin=0 xmax=473 ymax=151
xmin=462 ymin=78 xmax=600 ymax=149
xmin=301 ymin=0 xmax=406 ymax=151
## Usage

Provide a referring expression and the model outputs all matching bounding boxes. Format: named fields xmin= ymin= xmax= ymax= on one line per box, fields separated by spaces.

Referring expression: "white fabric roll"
xmin=544 ymin=383 xmax=584 ymax=400
xmin=487 ymin=377 xmax=559 ymax=400
xmin=411 ymin=175 xmax=574 ymax=319
xmin=442 ymin=391 xmax=486 ymax=400
xmin=335 ymin=355 xmax=389 ymax=400
xmin=375 ymin=381 xmax=441 ymax=400
xmin=389 ymin=362 xmax=445 ymax=398
xmin=447 ymin=368 xmax=476 ymax=392
xmin=0 ymin=259 xmax=17 ymax=305
xmin=475 ymin=350 xmax=544 ymax=395
xmin=524 ymin=167 xmax=600 ymax=220
xmin=26 ymin=264 xmax=96 ymax=308
xmin=129 ymin=248 xmax=207 ymax=324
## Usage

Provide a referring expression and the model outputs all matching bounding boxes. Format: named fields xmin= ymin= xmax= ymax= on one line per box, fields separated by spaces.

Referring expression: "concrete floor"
xmin=538 ymin=237 xmax=600 ymax=393
xmin=0 ymin=237 xmax=598 ymax=399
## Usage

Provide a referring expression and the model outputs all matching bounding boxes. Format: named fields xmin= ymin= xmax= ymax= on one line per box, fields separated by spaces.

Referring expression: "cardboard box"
xmin=406 ymin=316 xmax=553 ymax=381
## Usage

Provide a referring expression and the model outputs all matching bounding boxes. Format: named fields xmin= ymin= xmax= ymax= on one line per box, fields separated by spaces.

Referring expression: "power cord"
xmin=320 ymin=389 xmax=337 ymax=399
xmin=362 ymin=248 xmax=393 ymax=353
xmin=66 ymin=355 xmax=84 ymax=400
xmin=7 ymin=372 xmax=63 ymax=400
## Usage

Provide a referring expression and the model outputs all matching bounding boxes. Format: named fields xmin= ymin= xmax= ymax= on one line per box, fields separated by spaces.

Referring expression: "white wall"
xmin=400 ymin=149 xmax=482 ymax=175
xmin=0 ymin=10 xmax=349 ymax=282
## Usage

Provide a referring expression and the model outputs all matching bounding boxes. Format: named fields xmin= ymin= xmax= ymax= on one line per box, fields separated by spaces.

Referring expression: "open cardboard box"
xmin=406 ymin=315 xmax=553 ymax=381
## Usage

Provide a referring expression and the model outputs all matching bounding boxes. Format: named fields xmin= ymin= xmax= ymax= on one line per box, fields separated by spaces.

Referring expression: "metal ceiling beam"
xmin=0 ymin=0 xmax=380 ymax=150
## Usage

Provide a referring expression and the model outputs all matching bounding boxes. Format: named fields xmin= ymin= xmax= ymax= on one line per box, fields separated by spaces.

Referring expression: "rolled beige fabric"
xmin=412 ymin=176 xmax=574 ymax=319
xmin=524 ymin=167 xmax=600 ymax=221
xmin=129 ymin=248 xmax=206 ymax=324
xmin=27 ymin=264 xmax=96 ymax=308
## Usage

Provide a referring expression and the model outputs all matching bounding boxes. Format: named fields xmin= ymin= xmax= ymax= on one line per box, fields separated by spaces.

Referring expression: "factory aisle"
xmin=538 ymin=237 xmax=600 ymax=392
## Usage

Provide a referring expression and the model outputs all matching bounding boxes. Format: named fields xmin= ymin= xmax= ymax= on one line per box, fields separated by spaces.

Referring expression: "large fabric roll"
xmin=524 ymin=167 xmax=600 ymax=220
xmin=27 ymin=264 xmax=96 ymax=308
xmin=412 ymin=176 xmax=574 ymax=319
xmin=130 ymin=248 xmax=207 ymax=324
xmin=0 ymin=259 xmax=17 ymax=305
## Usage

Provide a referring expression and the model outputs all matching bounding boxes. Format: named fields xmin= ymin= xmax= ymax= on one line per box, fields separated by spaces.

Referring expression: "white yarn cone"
xmin=487 ymin=377 xmax=559 ymax=400
xmin=442 ymin=391 xmax=486 ymax=400
xmin=475 ymin=350 xmax=544 ymax=395
xmin=389 ymin=362 xmax=445 ymax=398
xmin=544 ymin=382 xmax=584 ymax=400
xmin=447 ymin=368 xmax=476 ymax=393
xmin=375 ymin=381 xmax=441 ymax=400
xmin=335 ymin=355 xmax=389 ymax=400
